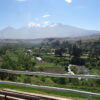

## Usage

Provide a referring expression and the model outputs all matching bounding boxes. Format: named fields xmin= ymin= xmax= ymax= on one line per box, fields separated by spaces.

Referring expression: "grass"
xmin=0 ymin=83 xmax=100 ymax=100
xmin=80 ymin=55 xmax=88 ymax=59
xmin=35 ymin=63 xmax=62 ymax=68
xmin=10 ymin=56 xmax=18 ymax=61
xmin=90 ymin=69 xmax=100 ymax=75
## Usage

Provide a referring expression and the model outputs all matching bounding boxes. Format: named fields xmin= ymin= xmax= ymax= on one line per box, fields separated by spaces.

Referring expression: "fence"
xmin=0 ymin=68 xmax=100 ymax=79
xmin=0 ymin=68 xmax=100 ymax=100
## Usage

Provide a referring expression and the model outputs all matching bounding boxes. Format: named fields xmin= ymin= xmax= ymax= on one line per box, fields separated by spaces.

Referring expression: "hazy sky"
xmin=0 ymin=0 xmax=100 ymax=30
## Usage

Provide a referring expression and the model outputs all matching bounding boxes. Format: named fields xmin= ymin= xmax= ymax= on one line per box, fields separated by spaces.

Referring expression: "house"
xmin=36 ymin=57 xmax=42 ymax=61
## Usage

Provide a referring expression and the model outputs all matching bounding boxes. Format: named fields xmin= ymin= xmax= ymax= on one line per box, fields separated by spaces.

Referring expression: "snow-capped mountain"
xmin=0 ymin=23 xmax=99 ymax=39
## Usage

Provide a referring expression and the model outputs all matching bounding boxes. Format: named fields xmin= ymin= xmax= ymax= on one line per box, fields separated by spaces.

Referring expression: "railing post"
xmin=4 ymin=95 xmax=7 ymax=100
xmin=88 ymin=95 xmax=92 ymax=100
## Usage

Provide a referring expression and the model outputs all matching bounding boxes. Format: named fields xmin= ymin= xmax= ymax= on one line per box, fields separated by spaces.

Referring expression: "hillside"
xmin=0 ymin=34 xmax=100 ymax=44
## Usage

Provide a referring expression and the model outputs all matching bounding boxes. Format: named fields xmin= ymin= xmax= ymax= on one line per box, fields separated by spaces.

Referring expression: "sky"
xmin=0 ymin=0 xmax=100 ymax=30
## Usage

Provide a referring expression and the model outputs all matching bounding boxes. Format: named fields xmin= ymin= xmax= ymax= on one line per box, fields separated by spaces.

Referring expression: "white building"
xmin=36 ymin=57 xmax=42 ymax=61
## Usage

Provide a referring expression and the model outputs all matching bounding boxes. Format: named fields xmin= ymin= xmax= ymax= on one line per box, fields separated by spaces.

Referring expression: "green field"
xmin=35 ymin=63 xmax=62 ymax=68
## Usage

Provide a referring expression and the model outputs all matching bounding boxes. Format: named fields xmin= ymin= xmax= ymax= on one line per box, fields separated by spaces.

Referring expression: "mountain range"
xmin=0 ymin=23 xmax=100 ymax=39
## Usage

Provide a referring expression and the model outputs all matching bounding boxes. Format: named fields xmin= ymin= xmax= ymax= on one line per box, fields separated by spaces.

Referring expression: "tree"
xmin=70 ymin=45 xmax=84 ymax=65
xmin=55 ymin=49 xmax=62 ymax=56
xmin=71 ymin=45 xmax=82 ymax=58
xmin=18 ymin=53 xmax=36 ymax=71
xmin=51 ymin=40 xmax=60 ymax=48
xmin=55 ymin=47 xmax=66 ymax=57
xmin=1 ymin=55 xmax=17 ymax=70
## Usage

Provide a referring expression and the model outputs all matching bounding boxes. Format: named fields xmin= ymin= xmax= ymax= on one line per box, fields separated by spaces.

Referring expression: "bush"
xmin=70 ymin=66 xmax=77 ymax=74
xmin=44 ymin=78 xmax=55 ymax=85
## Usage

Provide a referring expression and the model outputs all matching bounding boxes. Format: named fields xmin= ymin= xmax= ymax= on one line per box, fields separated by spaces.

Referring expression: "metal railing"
xmin=0 ymin=68 xmax=100 ymax=79
xmin=0 ymin=80 xmax=100 ymax=100
xmin=0 ymin=68 xmax=100 ymax=100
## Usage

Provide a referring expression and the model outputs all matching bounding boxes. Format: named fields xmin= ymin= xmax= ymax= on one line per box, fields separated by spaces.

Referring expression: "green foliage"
xmin=42 ymin=56 xmax=55 ymax=63
xmin=33 ymin=52 xmax=42 ymax=57
xmin=17 ymin=53 xmax=36 ymax=71
xmin=71 ymin=45 xmax=82 ymax=58
xmin=50 ymin=40 xmax=60 ymax=48
xmin=24 ymin=76 xmax=31 ymax=83
xmin=1 ymin=55 xmax=18 ymax=70
xmin=35 ymin=63 xmax=61 ymax=68
xmin=70 ymin=66 xmax=78 ymax=74
xmin=44 ymin=78 xmax=55 ymax=85
xmin=96 ymin=61 xmax=100 ymax=70
xmin=71 ymin=57 xmax=85 ymax=65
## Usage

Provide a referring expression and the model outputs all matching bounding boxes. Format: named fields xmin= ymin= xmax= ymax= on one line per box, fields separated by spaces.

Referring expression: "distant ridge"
xmin=0 ymin=23 xmax=99 ymax=39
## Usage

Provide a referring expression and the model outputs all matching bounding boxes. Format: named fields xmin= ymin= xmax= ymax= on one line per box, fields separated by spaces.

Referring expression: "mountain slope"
xmin=0 ymin=23 xmax=99 ymax=39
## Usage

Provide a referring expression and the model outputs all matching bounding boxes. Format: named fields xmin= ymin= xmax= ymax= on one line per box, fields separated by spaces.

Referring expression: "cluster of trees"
xmin=42 ymin=56 xmax=69 ymax=69
xmin=50 ymin=39 xmax=100 ymax=65
xmin=0 ymin=52 xmax=36 ymax=71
